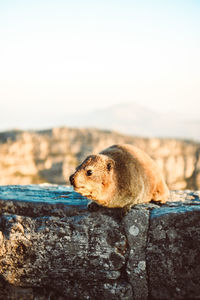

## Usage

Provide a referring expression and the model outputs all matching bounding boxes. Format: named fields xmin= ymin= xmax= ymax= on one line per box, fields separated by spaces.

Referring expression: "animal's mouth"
xmin=74 ymin=186 xmax=93 ymax=199
xmin=74 ymin=185 xmax=85 ymax=191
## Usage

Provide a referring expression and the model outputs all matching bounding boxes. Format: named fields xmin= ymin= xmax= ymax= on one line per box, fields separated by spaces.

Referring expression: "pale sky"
xmin=0 ymin=0 xmax=200 ymax=130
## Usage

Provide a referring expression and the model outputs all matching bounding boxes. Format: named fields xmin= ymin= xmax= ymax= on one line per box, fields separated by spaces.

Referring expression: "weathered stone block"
xmin=0 ymin=213 xmax=131 ymax=299
xmin=0 ymin=186 xmax=133 ymax=299
xmin=147 ymin=205 xmax=200 ymax=299
xmin=123 ymin=209 xmax=149 ymax=300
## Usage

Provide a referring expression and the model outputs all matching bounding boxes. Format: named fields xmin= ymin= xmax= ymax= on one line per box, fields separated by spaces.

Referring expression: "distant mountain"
xmin=1 ymin=102 xmax=199 ymax=141
xmin=62 ymin=103 xmax=200 ymax=141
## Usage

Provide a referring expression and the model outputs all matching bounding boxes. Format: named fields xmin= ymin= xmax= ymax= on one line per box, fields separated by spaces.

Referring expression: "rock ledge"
xmin=0 ymin=185 xmax=200 ymax=300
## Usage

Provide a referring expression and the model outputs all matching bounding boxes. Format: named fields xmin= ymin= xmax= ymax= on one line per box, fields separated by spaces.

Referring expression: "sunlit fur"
xmin=70 ymin=144 xmax=169 ymax=209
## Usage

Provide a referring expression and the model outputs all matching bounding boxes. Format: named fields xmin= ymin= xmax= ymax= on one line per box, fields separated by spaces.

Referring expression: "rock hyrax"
xmin=69 ymin=144 xmax=169 ymax=210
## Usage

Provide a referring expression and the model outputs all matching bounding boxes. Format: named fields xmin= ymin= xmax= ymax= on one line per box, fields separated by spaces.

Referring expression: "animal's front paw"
xmin=87 ymin=201 xmax=101 ymax=212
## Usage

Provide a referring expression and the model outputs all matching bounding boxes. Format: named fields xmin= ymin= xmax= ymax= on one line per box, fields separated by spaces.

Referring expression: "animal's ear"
xmin=107 ymin=159 xmax=115 ymax=171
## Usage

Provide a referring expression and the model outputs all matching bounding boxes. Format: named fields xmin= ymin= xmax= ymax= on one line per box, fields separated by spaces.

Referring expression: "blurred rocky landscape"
xmin=0 ymin=127 xmax=200 ymax=190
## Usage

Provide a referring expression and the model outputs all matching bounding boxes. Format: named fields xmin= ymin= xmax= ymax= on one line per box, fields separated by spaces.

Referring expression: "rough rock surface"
xmin=147 ymin=203 xmax=200 ymax=299
xmin=123 ymin=209 xmax=149 ymax=300
xmin=0 ymin=185 xmax=200 ymax=299
xmin=0 ymin=128 xmax=200 ymax=189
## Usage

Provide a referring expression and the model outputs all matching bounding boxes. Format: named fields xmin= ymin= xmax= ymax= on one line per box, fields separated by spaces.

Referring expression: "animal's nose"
xmin=69 ymin=174 xmax=75 ymax=185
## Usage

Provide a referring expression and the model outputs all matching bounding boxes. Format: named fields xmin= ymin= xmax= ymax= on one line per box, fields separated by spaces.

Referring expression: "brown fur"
xmin=69 ymin=144 xmax=169 ymax=209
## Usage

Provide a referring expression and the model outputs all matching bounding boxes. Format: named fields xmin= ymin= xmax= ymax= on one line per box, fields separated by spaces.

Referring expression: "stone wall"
xmin=0 ymin=128 xmax=200 ymax=189
xmin=0 ymin=185 xmax=200 ymax=299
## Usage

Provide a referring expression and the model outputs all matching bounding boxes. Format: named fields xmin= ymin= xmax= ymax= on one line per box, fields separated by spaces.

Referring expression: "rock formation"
xmin=0 ymin=127 xmax=200 ymax=189
xmin=0 ymin=185 xmax=200 ymax=299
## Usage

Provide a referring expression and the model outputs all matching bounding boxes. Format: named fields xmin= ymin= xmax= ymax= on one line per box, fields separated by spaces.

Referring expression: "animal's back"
xmin=101 ymin=144 xmax=169 ymax=205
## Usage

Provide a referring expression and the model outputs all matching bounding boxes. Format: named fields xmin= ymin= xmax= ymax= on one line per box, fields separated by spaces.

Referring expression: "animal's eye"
xmin=107 ymin=162 xmax=112 ymax=171
xmin=86 ymin=170 xmax=93 ymax=176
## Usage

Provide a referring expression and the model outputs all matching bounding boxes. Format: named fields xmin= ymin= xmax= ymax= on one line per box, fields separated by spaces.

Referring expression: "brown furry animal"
xmin=69 ymin=144 xmax=169 ymax=210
